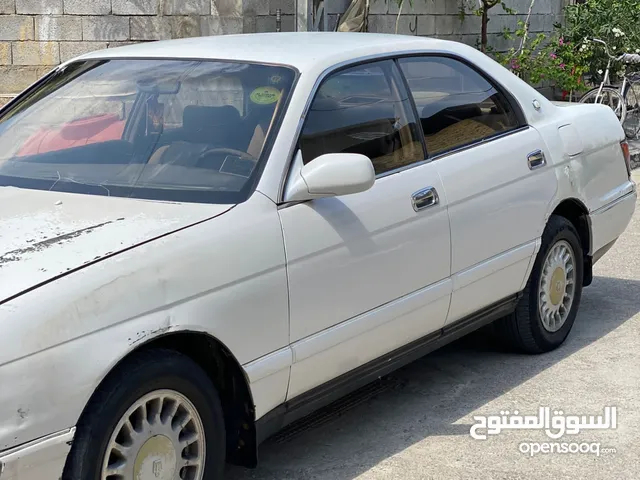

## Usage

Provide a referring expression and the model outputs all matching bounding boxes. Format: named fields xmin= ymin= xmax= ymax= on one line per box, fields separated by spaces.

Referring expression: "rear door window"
xmin=398 ymin=56 xmax=523 ymax=156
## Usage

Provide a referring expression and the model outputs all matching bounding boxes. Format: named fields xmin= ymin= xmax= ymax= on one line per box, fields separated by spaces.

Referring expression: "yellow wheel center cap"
xmin=549 ymin=267 xmax=565 ymax=306
xmin=134 ymin=435 xmax=177 ymax=480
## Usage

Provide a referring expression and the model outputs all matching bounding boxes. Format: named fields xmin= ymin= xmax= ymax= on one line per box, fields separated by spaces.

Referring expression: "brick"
xmin=170 ymin=16 xmax=201 ymax=37
xmin=326 ymin=0 xmax=350 ymax=14
xmin=487 ymin=14 xmax=511 ymax=34
xmin=369 ymin=14 xmax=415 ymax=35
xmin=212 ymin=0 xmax=242 ymax=17
xmin=368 ymin=0 xmax=388 ymax=15
xmin=64 ymin=0 xmax=110 ymax=14
xmin=35 ymin=64 xmax=51 ymax=76
xmin=12 ymin=41 xmax=59 ymax=65
xmin=163 ymin=0 xmax=209 ymax=15
xmin=112 ymin=0 xmax=158 ymax=15
xmin=460 ymin=34 xmax=479 ymax=47
xmin=17 ymin=0 xmax=62 ymax=13
xmin=536 ymin=0 xmax=554 ymax=15
xmin=255 ymin=15 xmax=276 ymax=33
xmin=459 ymin=14 xmax=481 ymax=35
xmin=432 ymin=0 xmax=446 ymax=15
xmin=397 ymin=14 xmax=417 ymax=35
xmin=0 ymin=42 xmax=10 ymax=64
xmin=0 ymin=0 xmax=15 ymax=13
xmin=446 ymin=0 xmax=462 ymax=15
xmin=434 ymin=14 xmax=455 ymax=35
xmin=242 ymin=14 xmax=255 ymax=33
xmin=36 ymin=16 xmax=82 ymax=40
xmin=60 ymin=41 xmax=107 ymax=61
xmin=131 ymin=16 xmax=171 ymax=40
xmin=107 ymin=41 xmax=138 ymax=48
xmin=0 ymin=95 xmax=15 ymax=107
xmin=242 ymin=0 xmax=269 ymax=16
xmin=83 ymin=16 xmax=130 ymax=41
xmin=0 ymin=66 xmax=39 ymax=93
xmin=391 ymin=0 xmax=437 ymax=15
xmin=417 ymin=14 xmax=435 ymax=36
xmin=487 ymin=32 xmax=516 ymax=52
xmin=0 ymin=16 xmax=34 ymax=41
xmin=280 ymin=14 xmax=295 ymax=32
xmin=269 ymin=0 xmax=294 ymax=15
xmin=200 ymin=16 xmax=244 ymax=35
xmin=255 ymin=14 xmax=295 ymax=32
xmin=528 ymin=14 xmax=545 ymax=32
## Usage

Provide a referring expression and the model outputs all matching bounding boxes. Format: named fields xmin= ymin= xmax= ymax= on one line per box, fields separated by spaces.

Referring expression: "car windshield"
xmin=0 ymin=58 xmax=296 ymax=204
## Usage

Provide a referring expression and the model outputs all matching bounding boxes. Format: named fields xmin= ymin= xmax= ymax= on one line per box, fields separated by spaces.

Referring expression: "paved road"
xmin=227 ymin=172 xmax=640 ymax=480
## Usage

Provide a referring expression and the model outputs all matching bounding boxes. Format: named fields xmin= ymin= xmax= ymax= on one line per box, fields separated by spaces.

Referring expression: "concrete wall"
xmin=0 ymin=0 xmax=566 ymax=104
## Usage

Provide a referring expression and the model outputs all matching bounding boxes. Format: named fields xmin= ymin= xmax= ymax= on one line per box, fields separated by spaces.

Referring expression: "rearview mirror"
xmin=285 ymin=153 xmax=375 ymax=202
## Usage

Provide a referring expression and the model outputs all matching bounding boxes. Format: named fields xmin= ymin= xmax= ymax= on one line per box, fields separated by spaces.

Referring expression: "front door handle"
xmin=412 ymin=187 xmax=439 ymax=212
xmin=528 ymin=150 xmax=546 ymax=170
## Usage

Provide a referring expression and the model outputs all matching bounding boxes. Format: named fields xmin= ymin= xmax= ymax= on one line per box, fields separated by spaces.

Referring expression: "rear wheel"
xmin=494 ymin=216 xmax=584 ymax=353
xmin=63 ymin=349 xmax=226 ymax=480
xmin=580 ymin=86 xmax=627 ymax=125
xmin=623 ymin=78 xmax=640 ymax=139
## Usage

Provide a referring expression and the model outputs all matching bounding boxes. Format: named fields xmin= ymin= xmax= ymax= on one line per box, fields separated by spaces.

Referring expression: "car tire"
xmin=62 ymin=348 xmax=225 ymax=480
xmin=494 ymin=215 xmax=584 ymax=354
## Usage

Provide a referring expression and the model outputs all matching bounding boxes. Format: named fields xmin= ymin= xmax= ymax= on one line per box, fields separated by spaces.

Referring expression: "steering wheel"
xmin=198 ymin=148 xmax=256 ymax=162
xmin=196 ymin=147 xmax=258 ymax=173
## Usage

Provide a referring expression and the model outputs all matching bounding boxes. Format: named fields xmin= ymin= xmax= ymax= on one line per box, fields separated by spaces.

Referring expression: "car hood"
xmin=0 ymin=187 xmax=233 ymax=302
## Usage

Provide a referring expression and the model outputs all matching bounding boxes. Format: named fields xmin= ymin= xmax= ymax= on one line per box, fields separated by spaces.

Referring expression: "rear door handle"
xmin=528 ymin=150 xmax=546 ymax=170
xmin=412 ymin=187 xmax=439 ymax=212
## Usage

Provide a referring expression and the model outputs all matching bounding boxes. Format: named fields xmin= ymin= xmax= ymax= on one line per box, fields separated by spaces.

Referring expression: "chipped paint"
xmin=0 ymin=221 xmax=119 ymax=267
xmin=0 ymin=187 xmax=233 ymax=303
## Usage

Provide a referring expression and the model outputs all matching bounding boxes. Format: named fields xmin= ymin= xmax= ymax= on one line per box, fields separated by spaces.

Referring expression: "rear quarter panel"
xmin=533 ymin=102 xmax=634 ymax=254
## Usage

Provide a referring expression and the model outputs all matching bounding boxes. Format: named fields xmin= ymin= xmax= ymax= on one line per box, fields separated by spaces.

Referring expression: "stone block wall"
xmin=367 ymin=0 xmax=565 ymax=49
xmin=0 ymin=0 xmax=567 ymax=104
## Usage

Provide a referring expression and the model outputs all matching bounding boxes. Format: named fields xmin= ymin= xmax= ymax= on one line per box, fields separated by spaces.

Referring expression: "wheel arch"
xmin=74 ymin=329 xmax=259 ymax=468
xmin=550 ymin=197 xmax=593 ymax=286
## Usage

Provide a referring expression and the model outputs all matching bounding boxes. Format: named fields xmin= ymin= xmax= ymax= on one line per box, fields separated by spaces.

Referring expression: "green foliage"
xmin=391 ymin=0 xmax=640 ymax=95
xmin=556 ymin=0 xmax=640 ymax=84
xmin=489 ymin=0 xmax=640 ymax=94
xmin=491 ymin=24 xmax=590 ymax=94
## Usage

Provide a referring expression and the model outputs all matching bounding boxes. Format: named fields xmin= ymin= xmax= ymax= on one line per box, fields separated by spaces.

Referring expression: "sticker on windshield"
xmin=250 ymin=87 xmax=282 ymax=105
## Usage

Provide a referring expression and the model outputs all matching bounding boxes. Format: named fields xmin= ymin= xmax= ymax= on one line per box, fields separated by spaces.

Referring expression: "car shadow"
xmin=225 ymin=275 xmax=640 ymax=480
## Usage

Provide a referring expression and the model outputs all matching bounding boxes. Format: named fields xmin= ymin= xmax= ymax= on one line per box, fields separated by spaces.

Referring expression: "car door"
xmin=278 ymin=59 xmax=452 ymax=400
xmin=398 ymin=55 xmax=557 ymax=324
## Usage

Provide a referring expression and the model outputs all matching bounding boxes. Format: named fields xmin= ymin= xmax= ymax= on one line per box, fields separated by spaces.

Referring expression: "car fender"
xmin=0 ymin=192 xmax=289 ymax=452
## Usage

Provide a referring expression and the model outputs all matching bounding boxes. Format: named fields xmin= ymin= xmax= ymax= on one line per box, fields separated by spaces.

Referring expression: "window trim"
xmin=396 ymin=53 xmax=528 ymax=160
xmin=295 ymin=58 xmax=427 ymax=178
xmin=278 ymin=50 xmax=528 ymax=204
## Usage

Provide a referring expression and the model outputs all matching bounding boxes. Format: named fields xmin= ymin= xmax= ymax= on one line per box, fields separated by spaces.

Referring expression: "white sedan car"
xmin=0 ymin=33 xmax=636 ymax=480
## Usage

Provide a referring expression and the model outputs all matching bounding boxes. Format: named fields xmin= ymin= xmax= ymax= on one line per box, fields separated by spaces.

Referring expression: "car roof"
xmin=75 ymin=32 xmax=454 ymax=73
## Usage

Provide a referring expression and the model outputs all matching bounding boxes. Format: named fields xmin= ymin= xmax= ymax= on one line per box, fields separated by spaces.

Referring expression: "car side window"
xmin=398 ymin=56 xmax=522 ymax=157
xmin=299 ymin=60 xmax=425 ymax=176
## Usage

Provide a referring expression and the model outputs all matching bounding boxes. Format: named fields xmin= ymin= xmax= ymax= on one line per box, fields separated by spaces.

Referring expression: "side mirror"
xmin=284 ymin=153 xmax=375 ymax=202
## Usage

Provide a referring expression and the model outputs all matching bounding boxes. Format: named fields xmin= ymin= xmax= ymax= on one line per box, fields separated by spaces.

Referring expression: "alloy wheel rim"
xmin=538 ymin=240 xmax=576 ymax=333
xmin=101 ymin=389 xmax=206 ymax=480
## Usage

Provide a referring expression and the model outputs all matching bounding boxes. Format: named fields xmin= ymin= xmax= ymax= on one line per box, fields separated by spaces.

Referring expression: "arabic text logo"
xmin=469 ymin=406 xmax=617 ymax=440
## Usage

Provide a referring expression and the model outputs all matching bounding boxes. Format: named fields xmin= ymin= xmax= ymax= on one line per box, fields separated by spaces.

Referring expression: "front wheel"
xmin=63 ymin=349 xmax=226 ymax=480
xmin=494 ymin=215 xmax=584 ymax=354
xmin=579 ymin=86 xmax=627 ymax=125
